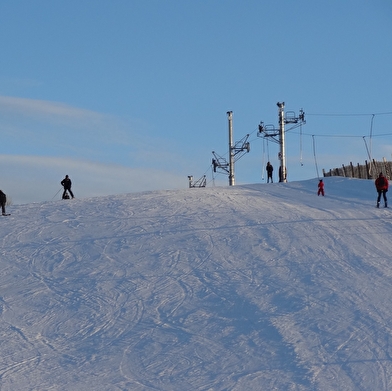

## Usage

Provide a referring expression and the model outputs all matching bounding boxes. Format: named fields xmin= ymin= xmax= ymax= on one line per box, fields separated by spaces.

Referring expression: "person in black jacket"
xmin=0 ymin=190 xmax=7 ymax=215
xmin=61 ymin=175 xmax=74 ymax=199
xmin=266 ymin=162 xmax=273 ymax=183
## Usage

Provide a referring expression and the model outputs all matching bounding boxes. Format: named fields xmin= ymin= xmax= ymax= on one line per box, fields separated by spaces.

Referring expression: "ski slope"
xmin=1 ymin=177 xmax=392 ymax=390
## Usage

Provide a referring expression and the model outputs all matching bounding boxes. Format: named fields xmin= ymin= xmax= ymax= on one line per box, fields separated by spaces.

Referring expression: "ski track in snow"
xmin=0 ymin=177 xmax=392 ymax=390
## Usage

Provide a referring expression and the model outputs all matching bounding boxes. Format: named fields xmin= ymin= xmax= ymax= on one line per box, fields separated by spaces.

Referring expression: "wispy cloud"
xmin=0 ymin=95 xmax=105 ymax=125
xmin=0 ymin=95 xmax=184 ymax=164
xmin=0 ymin=96 xmax=193 ymax=203
xmin=0 ymin=155 xmax=186 ymax=204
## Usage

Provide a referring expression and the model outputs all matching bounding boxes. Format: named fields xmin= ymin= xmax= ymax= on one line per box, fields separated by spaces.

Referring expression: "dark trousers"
xmin=267 ymin=174 xmax=273 ymax=183
xmin=1 ymin=202 xmax=5 ymax=214
xmin=377 ymin=190 xmax=387 ymax=205
xmin=63 ymin=188 xmax=74 ymax=199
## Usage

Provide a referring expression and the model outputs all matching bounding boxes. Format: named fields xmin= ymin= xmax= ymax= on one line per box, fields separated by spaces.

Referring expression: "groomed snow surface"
xmin=1 ymin=177 xmax=391 ymax=390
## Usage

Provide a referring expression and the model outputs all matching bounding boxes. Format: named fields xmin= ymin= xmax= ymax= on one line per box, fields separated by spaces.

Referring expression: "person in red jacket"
xmin=375 ymin=172 xmax=389 ymax=208
xmin=317 ymin=179 xmax=325 ymax=196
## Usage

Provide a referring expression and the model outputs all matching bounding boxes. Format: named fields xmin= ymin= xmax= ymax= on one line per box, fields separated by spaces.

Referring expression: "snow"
xmin=1 ymin=176 xmax=392 ymax=390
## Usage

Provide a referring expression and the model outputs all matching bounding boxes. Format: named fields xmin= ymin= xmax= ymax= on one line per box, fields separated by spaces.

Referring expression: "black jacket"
xmin=61 ymin=178 xmax=72 ymax=189
xmin=0 ymin=190 xmax=6 ymax=204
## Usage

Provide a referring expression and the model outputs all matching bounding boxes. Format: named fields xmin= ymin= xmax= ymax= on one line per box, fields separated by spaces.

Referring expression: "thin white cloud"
xmin=0 ymin=95 xmax=179 ymax=164
xmin=0 ymin=155 xmax=187 ymax=205
xmin=0 ymin=95 xmax=105 ymax=125
xmin=0 ymin=96 xmax=160 ymax=152
xmin=0 ymin=96 xmax=207 ymax=203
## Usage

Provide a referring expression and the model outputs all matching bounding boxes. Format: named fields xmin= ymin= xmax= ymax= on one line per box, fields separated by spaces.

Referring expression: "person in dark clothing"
xmin=266 ymin=162 xmax=273 ymax=183
xmin=375 ymin=172 xmax=388 ymax=208
xmin=0 ymin=190 xmax=7 ymax=215
xmin=61 ymin=175 xmax=74 ymax=199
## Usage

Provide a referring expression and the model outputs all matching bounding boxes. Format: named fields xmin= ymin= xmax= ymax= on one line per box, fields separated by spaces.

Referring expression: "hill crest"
xmin=1 ymin=177 xmax=391 ymax=390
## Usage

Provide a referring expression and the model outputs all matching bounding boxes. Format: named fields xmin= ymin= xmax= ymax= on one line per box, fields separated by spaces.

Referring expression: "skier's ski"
xmin=2 ymin=213 xmax=10 ymax=216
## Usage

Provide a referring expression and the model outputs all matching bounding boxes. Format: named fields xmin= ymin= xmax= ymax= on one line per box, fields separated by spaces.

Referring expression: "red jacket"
xmin=375 ymin=175 xmax=389 ymax=191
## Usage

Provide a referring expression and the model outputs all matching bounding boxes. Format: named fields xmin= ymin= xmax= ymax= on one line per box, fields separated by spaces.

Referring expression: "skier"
xmin=375 ymin=172 xmax=388 ymax=208
xmin=0 ymin=190 xmax=7 ymax=215
xmin=61 ymin=175 xmax=74 ymax=199
xmin=266 ymin=162 xmax=273 ymax=183
xmin=317 ymin=179 xmax=325 ymax=196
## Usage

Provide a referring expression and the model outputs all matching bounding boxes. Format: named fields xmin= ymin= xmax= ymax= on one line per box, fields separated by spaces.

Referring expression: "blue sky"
xmin=1 ymin=0 xmax=391 ymax=203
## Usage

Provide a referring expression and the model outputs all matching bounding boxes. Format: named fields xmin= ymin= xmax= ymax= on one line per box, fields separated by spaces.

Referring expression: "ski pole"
xmin=52 ymin=188 xmax=62 ymax=200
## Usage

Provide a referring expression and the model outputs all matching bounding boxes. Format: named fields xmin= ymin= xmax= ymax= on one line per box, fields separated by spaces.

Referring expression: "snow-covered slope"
xmin=1 ymin=177 xmax=391 ymax=390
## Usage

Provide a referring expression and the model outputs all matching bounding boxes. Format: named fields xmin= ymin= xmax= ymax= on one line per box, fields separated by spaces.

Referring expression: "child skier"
xmin=317 ymin=179 xmax=325 ymax=196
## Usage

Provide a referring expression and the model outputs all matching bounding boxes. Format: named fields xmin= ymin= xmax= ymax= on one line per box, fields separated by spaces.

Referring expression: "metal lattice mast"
xmin=257 ymin=102 xmax=306 ymax=183
xmin=212 ymin=111 xmax=250 ymax=186
xmin=227 ymin=111 xmax=235 ymax=186
xmin=277 ymin=102 xmax=287 ymax=182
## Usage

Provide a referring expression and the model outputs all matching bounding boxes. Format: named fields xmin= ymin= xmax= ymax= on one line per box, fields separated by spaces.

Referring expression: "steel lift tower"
xmin=258 ymin=102 xmax=305 ymax=182
xmin=212 ymin=111 xmax=250 ymax=186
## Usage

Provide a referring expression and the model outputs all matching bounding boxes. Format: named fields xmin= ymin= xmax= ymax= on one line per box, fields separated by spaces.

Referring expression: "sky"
xmin=0 ymin=0 xmax=392 ymax=204
xmin=1 ymin=177 xmax=392 ymax=389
